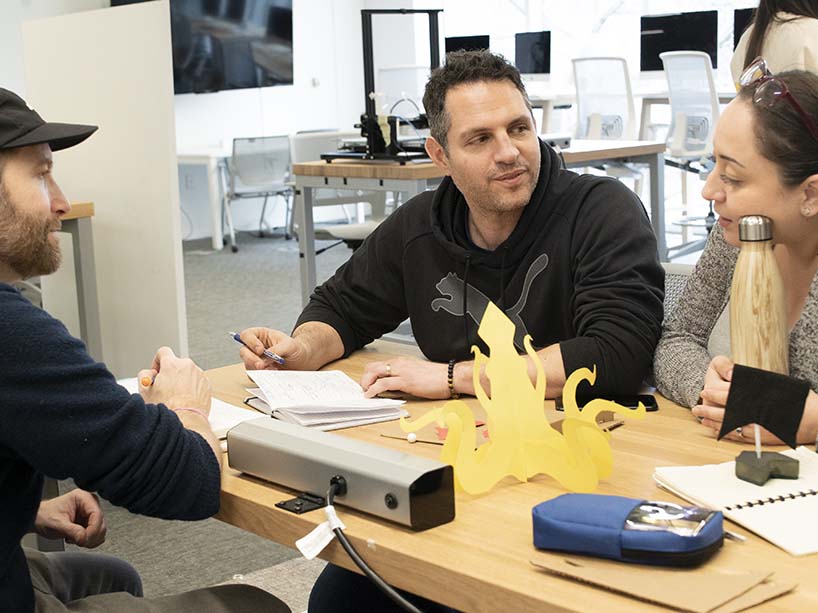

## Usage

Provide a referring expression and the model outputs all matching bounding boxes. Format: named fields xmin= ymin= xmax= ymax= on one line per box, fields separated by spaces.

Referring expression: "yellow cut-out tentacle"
xmin=523 ymin=334 xmax=545 ymax=400
xmin=471 ymin=347 xmax=492 ymax=410
xmin=399 ymin=406 xmax=445 ymax=433
xmin=582 ymin=398 xmax=647 ymax=423
xmin=561 ymin=366 xmax=596 ymax=419
xmin=436 ymin=402 xmax=515 ymax=494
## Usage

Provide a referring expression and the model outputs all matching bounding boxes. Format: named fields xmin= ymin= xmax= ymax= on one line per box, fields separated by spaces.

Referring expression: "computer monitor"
xmin=734 ymin=8 xmax=755 ymax=50
xmin=445 ymin=35 xmax=490 ymax=54
xmin=640 ymin=10 xmax=718 ymax=72
xmin=515 ymin=31 xmax=551 ymax=75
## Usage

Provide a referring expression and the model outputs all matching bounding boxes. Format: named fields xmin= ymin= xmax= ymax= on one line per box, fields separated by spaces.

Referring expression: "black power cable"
xmin=326 ymin=477 xmax=423 ymax=613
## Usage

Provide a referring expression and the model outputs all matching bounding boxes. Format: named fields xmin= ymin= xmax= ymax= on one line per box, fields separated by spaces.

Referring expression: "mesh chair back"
xmin=572 ymin=57 xmax=636 ymax=140
xmin=662 ymin=263 xmax=693 ymax=322
xmin=231 ymin=135 xmax=290 ymax=187
xmin=660 ymin=51 xmax=720 ymax=159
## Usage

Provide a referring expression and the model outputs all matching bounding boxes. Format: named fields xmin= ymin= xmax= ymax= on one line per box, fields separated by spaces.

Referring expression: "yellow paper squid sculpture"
xmin=400 ymin=302 xmax=647 ymax=494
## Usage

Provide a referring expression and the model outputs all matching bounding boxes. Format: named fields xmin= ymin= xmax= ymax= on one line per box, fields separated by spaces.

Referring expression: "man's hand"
xmin=361 ymin=357 xmax=450 ymax=400
xmin=138 ymin=347 xmax=211 ymax=416
xmin=237 ymin=327 xmax=308 ymax=370
xmin=34 ymin=490 xmax=107 ymax=548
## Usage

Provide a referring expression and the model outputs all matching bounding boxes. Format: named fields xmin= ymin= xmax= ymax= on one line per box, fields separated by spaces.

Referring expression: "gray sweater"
xmin=654 ymin=225 xmax=818 ymax=407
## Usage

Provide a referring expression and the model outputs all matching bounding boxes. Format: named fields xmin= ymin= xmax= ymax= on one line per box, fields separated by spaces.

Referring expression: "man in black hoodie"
xmin=239 ymin=50 xmax=664 ymax=407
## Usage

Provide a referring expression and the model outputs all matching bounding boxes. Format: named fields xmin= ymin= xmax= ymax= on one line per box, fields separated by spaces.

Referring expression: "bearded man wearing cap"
xmin=0 ymin=89 xmax=290 ymax=612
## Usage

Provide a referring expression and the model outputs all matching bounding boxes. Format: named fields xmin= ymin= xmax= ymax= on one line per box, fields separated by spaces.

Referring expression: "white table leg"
xmin=207 ymin=157 xmax=224 ymax=251
xmin=646 ymin=151 xmax=667 ymax=260
xmin=297 ymin=184 xmax=317 ymax=307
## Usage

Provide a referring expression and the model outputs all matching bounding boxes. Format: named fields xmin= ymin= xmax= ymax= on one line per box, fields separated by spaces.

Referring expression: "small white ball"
xmin=407 ymin=432 xmax=417 ymax=443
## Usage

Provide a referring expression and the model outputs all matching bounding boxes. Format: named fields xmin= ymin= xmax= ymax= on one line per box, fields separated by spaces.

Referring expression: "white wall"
xmin=23 ymin=0 xmax=188 ymax=378
xmin=0 ymin=0 xmax=109 ymax=95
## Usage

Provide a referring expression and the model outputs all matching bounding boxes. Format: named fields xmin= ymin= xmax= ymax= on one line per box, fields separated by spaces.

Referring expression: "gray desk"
xmin=293 ymin=139 xmax=667 ymax=306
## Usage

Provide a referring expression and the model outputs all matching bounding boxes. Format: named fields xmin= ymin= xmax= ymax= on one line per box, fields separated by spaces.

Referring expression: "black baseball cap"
xmin=0 ymin=88 xmax=97 ymax=152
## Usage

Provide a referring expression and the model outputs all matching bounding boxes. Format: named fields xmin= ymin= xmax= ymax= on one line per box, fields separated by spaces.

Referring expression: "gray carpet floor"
xmin=65 ymin=231 xmax=352 ymax=605
xmin=183 ymin=231 xmax=352 ymax=370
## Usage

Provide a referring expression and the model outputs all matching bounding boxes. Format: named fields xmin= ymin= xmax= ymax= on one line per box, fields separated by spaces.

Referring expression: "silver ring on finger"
xmin=735 ymin=427 xmax=743 ymax=438
xmin=385 ymin=363 xmax=392 ymax=378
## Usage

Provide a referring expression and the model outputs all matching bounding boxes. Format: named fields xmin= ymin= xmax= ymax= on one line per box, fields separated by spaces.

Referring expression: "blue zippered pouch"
xmin=532 ymin=494 xmax=723 ymax=566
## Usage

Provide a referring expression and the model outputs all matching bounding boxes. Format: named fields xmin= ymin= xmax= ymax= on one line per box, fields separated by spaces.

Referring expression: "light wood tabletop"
xmin=291 ymin=140 xmax=665 ymax=182
xmin=63 ymin=201 xmax=94 ymax=220
xmin=560 ymin=139 xmax=666 ymax=165
xmin=209 ymin=342 xmax=818 ymax=612
xmin=292 ymin=159 xmax=444 ymax=181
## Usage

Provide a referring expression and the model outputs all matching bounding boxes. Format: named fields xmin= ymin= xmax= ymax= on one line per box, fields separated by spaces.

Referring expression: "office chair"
xmin=660 ymin=51 xmax=720 ymax=260
xmin=290 ymin=130 xmax=387 ymax=251
xmin=571 ymin=57 xmax=643 ymax=195
xmin=662 ymin=262 xmax=694 ymax=322
xmin=222 ymin=135 xmax=292 ymax=253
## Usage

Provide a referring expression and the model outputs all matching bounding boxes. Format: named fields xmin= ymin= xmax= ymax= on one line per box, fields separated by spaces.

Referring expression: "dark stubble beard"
xmin=0 ymin=183 xmax=62 ymax=279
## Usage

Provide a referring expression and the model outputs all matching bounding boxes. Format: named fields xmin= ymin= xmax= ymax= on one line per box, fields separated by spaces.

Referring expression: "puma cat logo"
xmin=431 ymin=253 xmax=549 ymax=349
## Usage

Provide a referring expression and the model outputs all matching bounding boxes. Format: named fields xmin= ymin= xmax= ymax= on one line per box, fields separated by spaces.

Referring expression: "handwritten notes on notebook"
xmin=245 ymin=370 xmax=407 ymax=430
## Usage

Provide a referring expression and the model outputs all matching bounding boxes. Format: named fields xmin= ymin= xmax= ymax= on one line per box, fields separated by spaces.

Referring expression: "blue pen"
xmin=228 ymin=332 xmax=285 ymax=365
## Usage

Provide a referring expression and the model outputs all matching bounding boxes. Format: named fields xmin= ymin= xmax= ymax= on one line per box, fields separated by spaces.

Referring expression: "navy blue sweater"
xmin=0 ymin=284 xmax=221 ymax=612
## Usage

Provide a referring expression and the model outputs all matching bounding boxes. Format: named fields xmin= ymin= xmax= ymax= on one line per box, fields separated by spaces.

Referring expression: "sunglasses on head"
xmin=739 ymin=57 xmax=818 ymax=144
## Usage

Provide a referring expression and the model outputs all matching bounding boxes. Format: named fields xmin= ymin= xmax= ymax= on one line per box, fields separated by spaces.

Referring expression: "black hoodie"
xmin=297 ymin=142 xmax=664 ymax=395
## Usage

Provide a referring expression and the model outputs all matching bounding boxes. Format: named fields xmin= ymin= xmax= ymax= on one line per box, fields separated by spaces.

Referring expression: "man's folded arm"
xmin=563 ymin=181 xmax=665 ymax=396
xmin=0 ymin=297 xmax=221 ymax=520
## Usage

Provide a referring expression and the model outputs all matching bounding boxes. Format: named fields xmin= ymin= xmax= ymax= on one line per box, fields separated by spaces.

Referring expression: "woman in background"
xmin=731 ymin=0 xmax=818 ymax=84
xmin=653 ymin=63 xmax=818 ymax=445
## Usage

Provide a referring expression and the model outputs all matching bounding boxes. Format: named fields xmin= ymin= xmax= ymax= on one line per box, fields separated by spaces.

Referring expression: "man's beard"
xmin=0 ymin=185 xmax=62 ymax=279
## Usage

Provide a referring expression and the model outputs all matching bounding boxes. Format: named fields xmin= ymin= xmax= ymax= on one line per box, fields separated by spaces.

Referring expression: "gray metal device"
xmin=227 ymin=417 xmax=455 ymax=531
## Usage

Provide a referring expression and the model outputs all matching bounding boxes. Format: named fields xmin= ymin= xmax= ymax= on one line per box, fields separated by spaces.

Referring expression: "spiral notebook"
xmin=654 ymin=446 xmax=818 ymax=556
xmin=244 ymin=370 xmax=407 ymax=430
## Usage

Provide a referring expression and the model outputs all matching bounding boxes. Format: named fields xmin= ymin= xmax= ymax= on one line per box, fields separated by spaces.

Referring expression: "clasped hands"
xmin=137 ymin=346 xmax=212 ymax=416
xmin=694 ymin=355 xmax=792 ymax=445
xmin=34 ymin=489 xmax=106 ymax=548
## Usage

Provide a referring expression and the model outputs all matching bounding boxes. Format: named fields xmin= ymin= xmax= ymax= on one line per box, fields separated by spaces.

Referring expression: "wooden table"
xmin=292 ymin=138 xmax=666 ymax=306
xmin=209 ymin=342 xmax=818 ymax=612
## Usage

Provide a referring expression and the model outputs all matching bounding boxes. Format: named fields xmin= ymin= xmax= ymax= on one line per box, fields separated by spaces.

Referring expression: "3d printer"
xmin=321 ymin=8 xmax=442 ymax=164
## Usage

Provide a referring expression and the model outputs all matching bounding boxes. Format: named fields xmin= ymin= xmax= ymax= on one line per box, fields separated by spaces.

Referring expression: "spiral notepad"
xmin=654 ymin=446 xmax=818 ymax=556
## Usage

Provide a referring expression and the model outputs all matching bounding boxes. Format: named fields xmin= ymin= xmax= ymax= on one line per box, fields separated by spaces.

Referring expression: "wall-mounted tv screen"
xmin=445 ymin=35 xmax=490 ymax=54
xmin=169 ymin=0 xmax=293 ymax=94
xmin=640 ymin=10 xmax=718 ymax=71
xmin=515 ymin=31 xmax=550 ymax=74
xmin=734 ymin=8 xmax=755 ymax=50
